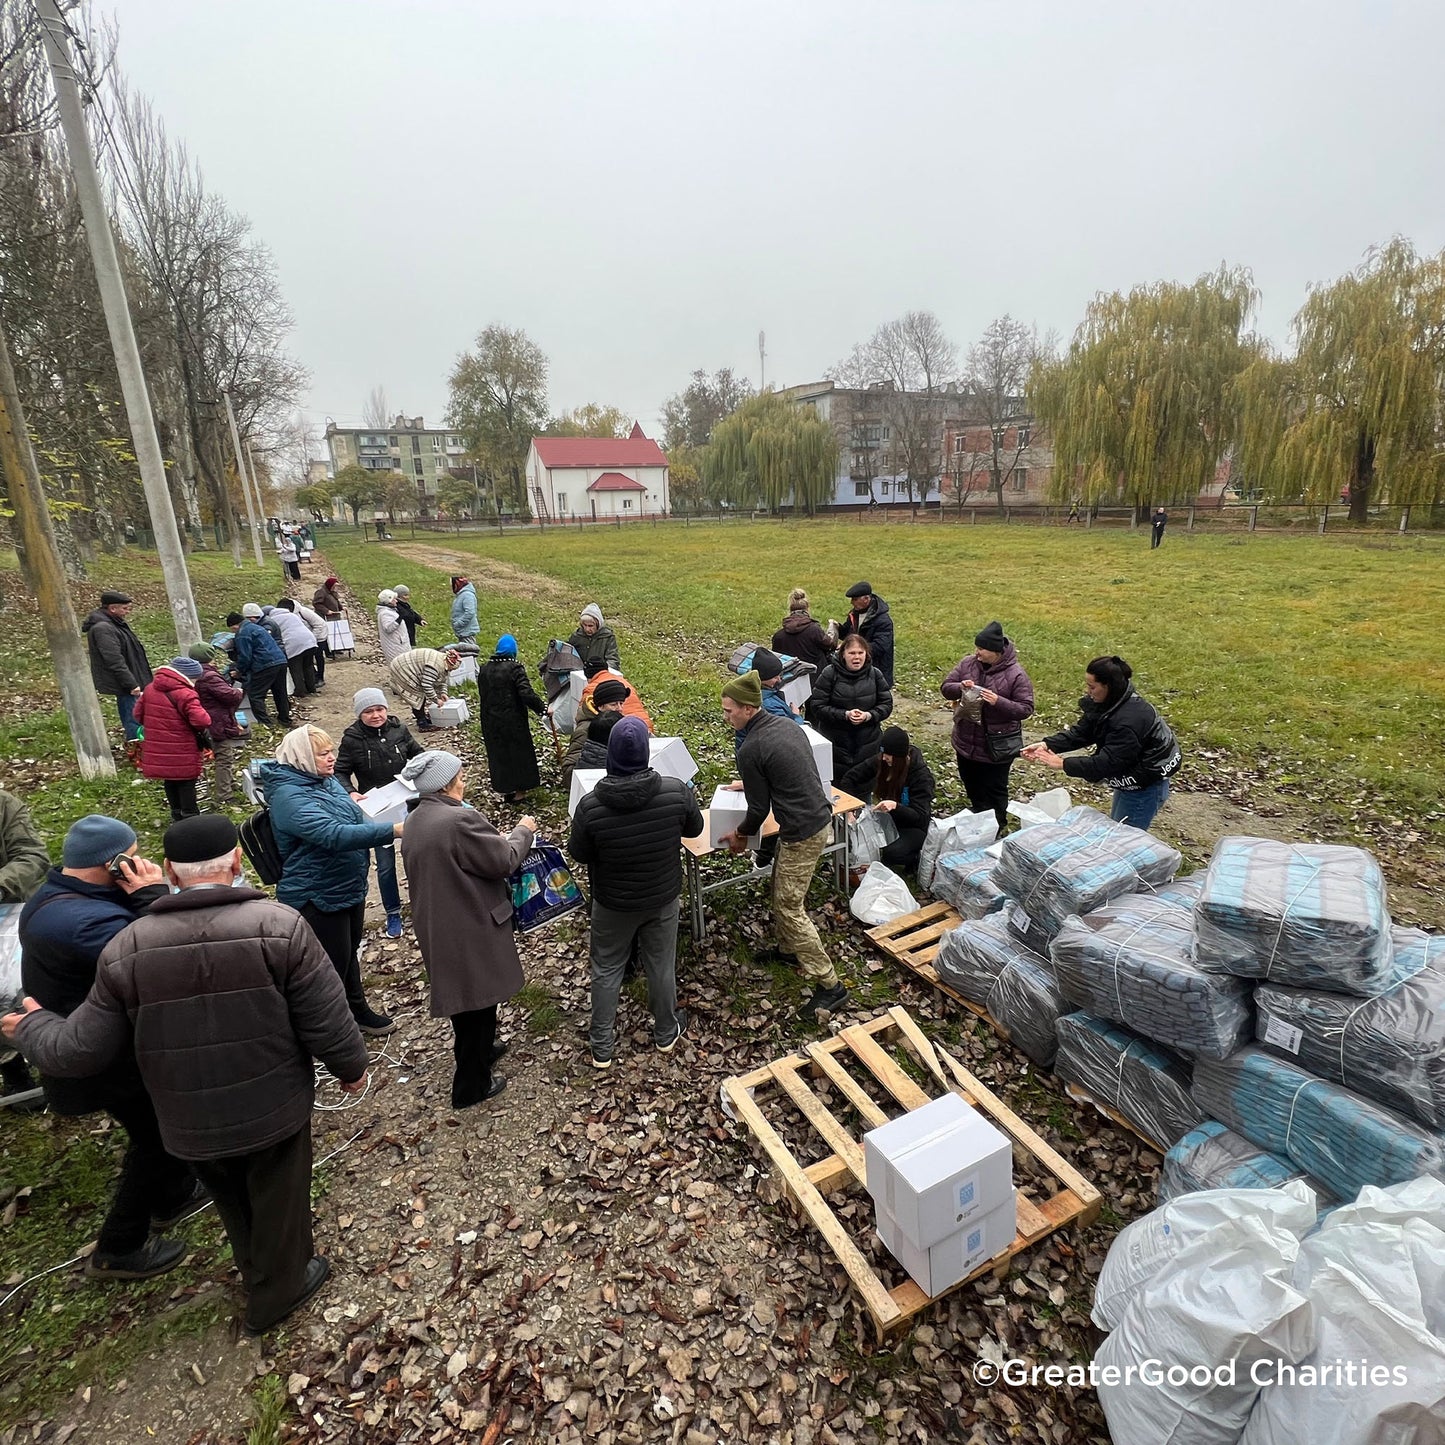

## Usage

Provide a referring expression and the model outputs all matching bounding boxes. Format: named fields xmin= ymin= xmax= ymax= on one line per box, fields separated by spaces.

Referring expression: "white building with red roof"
xmin=525 ymin=423 xmax=670 ymax=519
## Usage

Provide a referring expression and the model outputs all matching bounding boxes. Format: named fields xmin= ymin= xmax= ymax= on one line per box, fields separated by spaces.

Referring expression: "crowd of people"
xmin=0 ymin=564 xmax=1183 ymax=1337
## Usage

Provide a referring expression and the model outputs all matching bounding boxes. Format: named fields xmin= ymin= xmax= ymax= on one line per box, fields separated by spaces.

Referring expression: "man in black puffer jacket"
xmin=568 ymin=716 xmax=703 ymax=1069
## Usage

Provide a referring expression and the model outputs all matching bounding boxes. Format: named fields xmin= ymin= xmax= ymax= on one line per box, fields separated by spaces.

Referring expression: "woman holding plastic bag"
xmin=840 ymin=727 xmax=936 ymax=872
xmin=399 ymin=750 xmax=535 ymax=1109
xmin=940 ymin=621 xmax=1034 ymax=834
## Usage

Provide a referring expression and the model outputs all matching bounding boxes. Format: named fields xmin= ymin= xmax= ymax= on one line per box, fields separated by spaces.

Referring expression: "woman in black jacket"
xmin=475 ymin=634 xmax=546 ymax=801
xmin=808 ymin=634 xmax=893 ymax=782
xmin=1022 ymin=654 xmax=1181 ymax=831
xmin=840 ymin=727 xmax=936 ymax=871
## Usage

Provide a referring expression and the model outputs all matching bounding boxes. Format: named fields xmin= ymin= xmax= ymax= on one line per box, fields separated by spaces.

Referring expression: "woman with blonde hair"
xmin=770 ymin=587 xmax=834 ymax=670
xmin=258 ymin=726 xmax=402 ymax=1035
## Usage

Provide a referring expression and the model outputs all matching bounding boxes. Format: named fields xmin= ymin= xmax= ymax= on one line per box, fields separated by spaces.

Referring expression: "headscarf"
xmin=496 ymin=634 xmax=518 ymax=656
xmin=275 ymin=726 xmax=320 ymax=775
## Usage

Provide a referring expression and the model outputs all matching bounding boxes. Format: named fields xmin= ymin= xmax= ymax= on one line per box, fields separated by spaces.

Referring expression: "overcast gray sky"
xmin=109 ymin=0 xmax=1445 ymax=440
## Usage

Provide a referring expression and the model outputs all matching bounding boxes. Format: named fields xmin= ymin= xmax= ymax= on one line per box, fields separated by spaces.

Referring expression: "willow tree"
xmin=703 ymin=392 xmax=838 ymax=514
xmin=1032 ymin=266 xmax=1259 ymax=516
xmin=1235 ymin=240 xmax=1445 ymax=523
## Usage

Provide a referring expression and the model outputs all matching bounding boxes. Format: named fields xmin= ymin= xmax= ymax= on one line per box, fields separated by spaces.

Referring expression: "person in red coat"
xmin=135 ymin=658 xmax=214 ymax=820
xmin=189 ymin=642 xmax=248 ymax=808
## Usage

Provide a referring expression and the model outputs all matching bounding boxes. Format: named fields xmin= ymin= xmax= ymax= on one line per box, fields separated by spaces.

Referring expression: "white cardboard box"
xmin=875 ymin=1192 xmax=1017 ymax=1297
xmin=568 ymin=768 xmax=605 ymax=817
xmin=448 ymin=656 xmax=478 ymax=687
xmin=431 ymin=698 xmax=469 ymax=727
xmin=863 ymin=1092 xmax=1014 ymax=1248
xmin=649 ymin=736 xmax=698 ymax=783
xmin=358 ymin=778 xmax=417 ymax=827
xmin=781 ymin=673 xmax=812 ymax=711
xmin=799 ymin=724 xmax=833 ymax=795
xmin=708 ymin=785 xmax=758 ymax=849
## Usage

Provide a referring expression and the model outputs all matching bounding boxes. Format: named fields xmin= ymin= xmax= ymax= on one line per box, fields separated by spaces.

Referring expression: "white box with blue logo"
xmin=875 ymin=1192 xmax=1017 ymax=1296
xmin=863 ymin=1091 xmax=1013 ymax=1248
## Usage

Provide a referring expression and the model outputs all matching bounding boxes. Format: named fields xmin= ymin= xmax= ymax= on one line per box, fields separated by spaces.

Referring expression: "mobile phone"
xmin=106 ymin=853 xmax=133 ymax=881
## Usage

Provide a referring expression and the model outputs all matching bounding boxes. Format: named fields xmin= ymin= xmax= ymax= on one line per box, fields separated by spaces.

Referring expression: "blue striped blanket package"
xmin=934 ymin=914 xmax=1065 ymax=1067
xmin=1254 ymin=926 xmax=1445 ymax=1129
xmin=1158 ymin=1121 xmax=1335 ymax=1211
xmin=1053 ymin=1011 xmax=1206 ymax=1149
xmin=1193 ymin=836 xmax=1393 ymax=992
xmin=1050 ymin=893 xmax=1253 ymax=1060
xmin=1191 ymin=1046 xmax=1445 ymax=1203
xmin=931 ymin=848 xmax=1007 ymax=919
xmin=992 ymin=805 xmax=1181 ymax=940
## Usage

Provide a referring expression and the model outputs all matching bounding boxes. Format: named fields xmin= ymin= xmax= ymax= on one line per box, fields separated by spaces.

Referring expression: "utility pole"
xmin=759 ymin=330 xmax=767 ymax=391
xmin=244 ymin=437 xmax=271 ymax=555
xmin=0 ymin=315 xmax=115 ymax=778
xmin=36 ymin=0 xmax=200 ymax=645
xmin=222 ymin=388 xmax=265 ymax=567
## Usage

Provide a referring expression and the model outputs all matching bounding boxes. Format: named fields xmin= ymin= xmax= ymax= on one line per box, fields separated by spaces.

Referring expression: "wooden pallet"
xmin=1063 ymin=1083 xmax=1170 ymax=1155
xmin=866 ymin=902 xmax=1015 ymax=1041
xmin=722 ymin=1007 xmax=1102 ymax=1339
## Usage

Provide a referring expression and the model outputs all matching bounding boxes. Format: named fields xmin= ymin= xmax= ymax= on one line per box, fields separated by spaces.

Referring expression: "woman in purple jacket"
xmin=939 ymin=620 xmax=1035 ymax=832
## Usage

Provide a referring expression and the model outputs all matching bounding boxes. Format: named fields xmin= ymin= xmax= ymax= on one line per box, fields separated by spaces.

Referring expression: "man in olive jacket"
xmin=3 ymin=815 xmax=368 ymax=1336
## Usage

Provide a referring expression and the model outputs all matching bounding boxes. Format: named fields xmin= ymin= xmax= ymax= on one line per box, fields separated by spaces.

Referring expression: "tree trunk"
xmin=0 ymin=316 xmax=115 ymax=778
xmin=1349 ymin=433 xmax=1374 ymax=524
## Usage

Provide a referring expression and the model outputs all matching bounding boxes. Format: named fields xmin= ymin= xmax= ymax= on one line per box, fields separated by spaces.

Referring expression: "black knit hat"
xmin=593 ymin=679 xmax=630 ymax=706
xmin=164 ymin=814 xmax=239 ymax=863
xmin=881 ymin=726 xmax=909 ymax=757
xmin=751 ymin=647 xmax=783 ymax=681
xmin=975 ymin=620 xmax=1008 ymax=652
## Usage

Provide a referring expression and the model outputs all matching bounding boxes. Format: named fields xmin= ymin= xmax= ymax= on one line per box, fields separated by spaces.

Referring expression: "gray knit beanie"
xmin=400 ymin=750 xmax=464 ymax=794
xmin=353 ymin=687 xmax=388 ymax=717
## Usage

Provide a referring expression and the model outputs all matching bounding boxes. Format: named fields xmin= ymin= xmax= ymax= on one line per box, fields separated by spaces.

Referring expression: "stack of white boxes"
xmin=864 ymin=1092 xmax=1016 ymax=1296
xmin=798 ymin=724 xmax=834 ymax=798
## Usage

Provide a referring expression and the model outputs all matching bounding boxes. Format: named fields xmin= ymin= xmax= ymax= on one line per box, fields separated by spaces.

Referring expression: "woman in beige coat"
xmin=398 ymin=751 xmax=535 ymax=1108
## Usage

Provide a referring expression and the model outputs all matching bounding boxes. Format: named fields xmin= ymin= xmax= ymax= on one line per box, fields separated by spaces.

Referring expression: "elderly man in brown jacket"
xmin=2 ymin=814 xmax=369 ymax=1336
xmin=399 ymin=750 xmax=534 ymax=1108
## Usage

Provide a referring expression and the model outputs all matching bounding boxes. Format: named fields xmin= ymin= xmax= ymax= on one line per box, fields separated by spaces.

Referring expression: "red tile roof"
xmin=532 ymin=435 xmax=668 ymax=469
xmin=587 ymin=471 xmax=648 ymax=493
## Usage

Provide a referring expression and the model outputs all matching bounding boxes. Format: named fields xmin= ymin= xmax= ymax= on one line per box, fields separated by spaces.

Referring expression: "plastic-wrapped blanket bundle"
xmin=1158 ymin=1122 xmax=1334 ymax=1209
xmin=918 ymin=809 xmax=998 ymax=893
xmin=991 ymin=805 xmax=1181 ymax=941
xmin=1053 ymin=1011 xmax=1206 ymax=1149
xmin=1049 ymin=894 xmax=1253 ymax=1060
xmin=1254 ymin=926 xmax=1445 ymax=1129
xmin=1191 ymin=1047 xmax=1445 ymax=1204
xmin=933 ymin=914 xmax=1064 ymax=1067
xmin=1193 ymin=836 xmax=1393 ymax=992
xmin=931 ymin=848 xmax=1007 ymax=919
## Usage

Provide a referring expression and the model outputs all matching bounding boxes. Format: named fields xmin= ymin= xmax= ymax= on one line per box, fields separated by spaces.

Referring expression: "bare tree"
xmin=362 ymin=385 xmax=390 ymax=430
xmin=961 ymin=315 xmax=1049 ymax=512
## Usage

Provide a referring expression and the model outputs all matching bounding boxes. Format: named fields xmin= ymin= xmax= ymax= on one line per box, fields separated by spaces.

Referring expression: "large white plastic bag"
xmin=850 ymin=809 xmax=898 ymax=867
xmin=1096 ymin=1212 xmax=1313 ymax=1445
xmin=919 ymin=808 xmax=998 ymax=892
xmin=1007 ymin=787 xmax=1072 ymax=830
xmin=551 ymin=671 xmax=586 ymax=735
xmin=849 ymin=864 xmax=918 ymax=926
xmin=1093 ymin=1181 xmax=1318 ymax=1331
xmin=1241 ymin=1216 xmax=1445 ymax=1445
xmin=1318 ymin=1176 xmax=1445 ymax=1236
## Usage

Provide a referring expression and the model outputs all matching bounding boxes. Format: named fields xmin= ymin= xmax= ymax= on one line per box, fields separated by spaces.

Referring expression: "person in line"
xmin=1022 ymin=654 xmax=1182 ymax=831
xmin=450 ymin=576 xmax=479 ymax=646
xmin=388 ymin=644 xmax=468 ymax=733
xmin=336 ymin=687 xmax=422 ymax=940
xmin=135 ymin=656 xmax=213 ymax=821
xmin=939 ymin=621 xmax=1036 ymax=834
xmin=718 ymin=671 xmax=848 ymax=1020
xmin=83 ymin=590 xmax=153 ymax=757
xmin=840 ymin=727 xmax=936 ymax=872
xmin=394 ymin=585 xmax=425 ymax=646
xmin=277 ymin=530 xmax=302 ymax=581
xmin=260 ymin=726 xmax=401 ymax=1035
xmin=838 ymin=581 xmax=895 ymax=687
xmin=809 ymin=634 xmax=893 ymax=784
xmin=573 ymin=708 xmax=624 ymax=772
xmin=750 ymin=648 xmax=801 ymax=724
xmin=6 ymin=814 xmax=368 ymax=1335
xmin=400 ymin=751 xmax=534 ymax=1108
xmin=1151 ymin=507 xmax=1168 ymax=548
xmin=476 ymin=634 xmax=546 ymax=803
xmin=0 ymin=792 xmax=50 ymax=1107
xmin=188 ymin=643 xmax=248 ymax=809
xmin=568 ymin=604 xmax=620 ymax=674
xmin=569 ymin=716 xmax=703 ymax=1069
xmin=278 ymin=597 xmax=330 ymax=688
xmin=312 ymin=575 xmax=343 ymax=622
xmin=561 ymin=677 xmax=648 ymax=784
xmin=16 ymin=815 xmax=202 ymax=1277
xmin=770 ymin=588 xmax=835 ymax=671
xmin=227 ymin=610 xmax=293 ymax=729
xmin=266 ymin=602 xmax=320 ymax=697
xmin=376 ymin=589 xmax=411 ymax=667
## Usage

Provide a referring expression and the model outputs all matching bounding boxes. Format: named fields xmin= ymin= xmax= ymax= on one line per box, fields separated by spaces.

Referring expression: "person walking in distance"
xmin=399 ymin=751 xmax=535 ymax=1108
xmin=717 ymin=671 xmax=848 ymax=1021
xmin=5 ymin=814 xmax=368 ymax=1334
xmin=82 ymin=590 xmax=153 ymax=760
xmin=568 ymin=716 xmax=704 ymax=1069
xmin=1151 ymin=507 xmax=1168 ymax=549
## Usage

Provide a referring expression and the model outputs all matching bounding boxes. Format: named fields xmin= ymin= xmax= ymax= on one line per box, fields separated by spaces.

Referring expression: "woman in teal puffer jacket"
xmin=259 ymin=726 xmax=401 ymax=1036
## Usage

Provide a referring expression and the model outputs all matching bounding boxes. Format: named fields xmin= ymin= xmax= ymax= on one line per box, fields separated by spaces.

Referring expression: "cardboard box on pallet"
xmin=875 ymin=1191 xmax=1017 ymax=1297
xmin=863 ymin=1091 xmax=1014 ymax=1247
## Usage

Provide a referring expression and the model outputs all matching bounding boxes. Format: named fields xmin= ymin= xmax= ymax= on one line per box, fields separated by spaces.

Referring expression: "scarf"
xmin=274 ymin=727 xmax=319 ymax=774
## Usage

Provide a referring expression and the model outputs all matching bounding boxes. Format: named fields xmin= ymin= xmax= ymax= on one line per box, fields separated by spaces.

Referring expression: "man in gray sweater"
xmin=718 ymin=671 xmax=848 ymax=1019
xmin=3 ymin=814 xmax=368 ymax=1335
